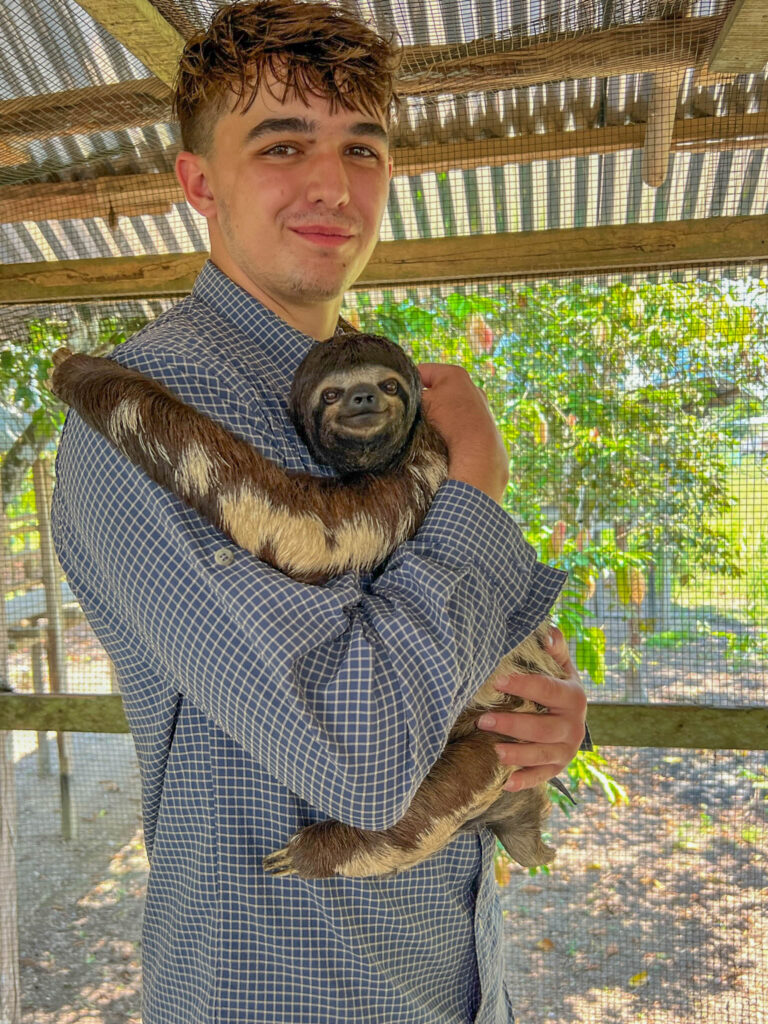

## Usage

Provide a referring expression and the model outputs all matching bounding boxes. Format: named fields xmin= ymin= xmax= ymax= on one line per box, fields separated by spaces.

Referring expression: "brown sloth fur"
xmin=50 ymin=333 xmax=569 ymax=879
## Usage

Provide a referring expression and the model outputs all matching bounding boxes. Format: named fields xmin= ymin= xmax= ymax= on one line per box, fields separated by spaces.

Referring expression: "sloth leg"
xmin=263 ymin=730 xmax=515 ymax=879
xmin=465 ymin=786 xmax=555 ymax=868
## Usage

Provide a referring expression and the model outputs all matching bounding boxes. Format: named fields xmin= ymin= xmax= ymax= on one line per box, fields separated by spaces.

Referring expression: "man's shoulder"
xmin=113 ymin=296 xmax=227 ymax=375
xmin=58 ymin=294 xmax=294 ymax=469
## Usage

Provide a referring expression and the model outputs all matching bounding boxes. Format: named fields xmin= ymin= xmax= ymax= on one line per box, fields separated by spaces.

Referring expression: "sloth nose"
xmin=344 ymin=385 xmax=384 ymax=413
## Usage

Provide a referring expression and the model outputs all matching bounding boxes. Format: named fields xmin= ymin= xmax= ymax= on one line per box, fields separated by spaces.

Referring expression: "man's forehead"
xmin=222 ymin=78 xmax=387 ymax=133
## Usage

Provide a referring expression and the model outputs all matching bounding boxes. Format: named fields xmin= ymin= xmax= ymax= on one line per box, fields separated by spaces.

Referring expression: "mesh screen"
xmin=1 ymin=0 xmax=767 ymax=1022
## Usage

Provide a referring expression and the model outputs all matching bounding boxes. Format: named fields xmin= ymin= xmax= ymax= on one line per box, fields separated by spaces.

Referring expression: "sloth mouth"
xmin=340 ymin=411 xmax=387 ymax=429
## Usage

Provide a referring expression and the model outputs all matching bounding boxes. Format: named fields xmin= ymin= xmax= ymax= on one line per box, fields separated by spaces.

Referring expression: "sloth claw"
xmin=263 ymin=846 xmax=298 ymax=876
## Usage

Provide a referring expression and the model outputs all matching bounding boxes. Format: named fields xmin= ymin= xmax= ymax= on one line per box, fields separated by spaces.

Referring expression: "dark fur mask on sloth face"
xmin=49 ymin=332 xmax=567 ymax=881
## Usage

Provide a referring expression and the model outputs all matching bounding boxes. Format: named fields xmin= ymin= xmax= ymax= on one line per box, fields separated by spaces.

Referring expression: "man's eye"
xmin=348 ymin=145 xmax=378 ymax=159
xmin=263 ymin=144 xmax=298 ymax=156
xmin=322 ymin=389 xmax=342 ymax=404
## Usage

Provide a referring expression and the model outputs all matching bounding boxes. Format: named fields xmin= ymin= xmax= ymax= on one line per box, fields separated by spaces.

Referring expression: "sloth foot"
xmin=263 ymin=820 xmax=406 ymax=879
xmin=263 ymin=821 xmax=359 ymax=879
xmin=262 ymin=846 xmax=299 ymax=877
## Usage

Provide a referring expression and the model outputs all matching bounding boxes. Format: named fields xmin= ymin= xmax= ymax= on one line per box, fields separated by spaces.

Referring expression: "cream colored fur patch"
xmin=175 ymin=442 xmax=216 ymax=496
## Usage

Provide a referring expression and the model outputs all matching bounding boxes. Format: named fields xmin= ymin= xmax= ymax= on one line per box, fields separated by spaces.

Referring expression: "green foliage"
xmin=0 ymin=318 xmax=69 ymax=437
xmin=346 ymin=276 xmax=767 ymax=692
xmin=566 ymin=750 xmax=629 ymax=805
xmin=0 ymin=312 xmax=149 ymax=507
xmin=0 ymin=312 xmax=147 ymax=423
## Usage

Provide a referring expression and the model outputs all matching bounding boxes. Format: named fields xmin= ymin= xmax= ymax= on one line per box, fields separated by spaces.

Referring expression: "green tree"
xmin=344 ymin=277 xmax=767 ymax=839
xmin=0 ymin=312 xmax=149 ymax=506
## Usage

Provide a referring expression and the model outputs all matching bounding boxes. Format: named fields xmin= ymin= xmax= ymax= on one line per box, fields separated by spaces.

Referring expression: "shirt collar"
xmin=191 ymin=259 xmax=353 ymax=380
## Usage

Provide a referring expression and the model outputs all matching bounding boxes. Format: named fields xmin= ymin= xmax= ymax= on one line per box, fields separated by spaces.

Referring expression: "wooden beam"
xmin=0 ymin=694 xmax=129 ymax=733
xmin=1 ymin=215 xmax=767 ymax=302
xmin=0 ymin=78 xmax=171 ymax=165
xmin=0 ymin=14 xmax=730 ymax=160
xmin=0 ymin=252 xmax=206 ymax=302
xmin=360 ymin=215 xmax=768 ymax=285
xmin=0 ymin=173 xmax=181 ymax=224
xmin=400 ymin=14 xmax=726 ymax=95
xmin=1 ymin=695 xmax=767 ymax=749
xmin=4 ymin=112 xmax=768 ymax=225
xmin=709 ymin=0 xmax=768 ymax=74
xmin=586 ymin=704 xmax=768 ymax=751
xmin=72 ymin=0 xmax=185 ymax=87
xmin=395 ymin=112 xmax=768 ymax=175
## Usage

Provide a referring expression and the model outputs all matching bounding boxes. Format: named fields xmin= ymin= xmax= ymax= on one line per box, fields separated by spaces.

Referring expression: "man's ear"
xmin=175 ymin=151 xmax=217 ymax=219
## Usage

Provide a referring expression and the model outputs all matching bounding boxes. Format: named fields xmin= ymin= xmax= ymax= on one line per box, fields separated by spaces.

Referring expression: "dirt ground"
xmin=7 ymin=617 xmax=768 ymax=1024
xmin=9 ymin=736 xmax=766 ymax=1024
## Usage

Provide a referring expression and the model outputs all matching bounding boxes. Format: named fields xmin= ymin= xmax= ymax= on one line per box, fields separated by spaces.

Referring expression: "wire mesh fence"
xmin=2 ymin=265 xmax=767 ymax=1023
xmin=1 ymin=0 xmax=768 ymax=1021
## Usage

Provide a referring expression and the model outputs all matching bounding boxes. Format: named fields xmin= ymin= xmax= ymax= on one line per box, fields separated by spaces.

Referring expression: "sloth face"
xmin=289 ymin=333 xmax=422 ymax=478
xmin=308 ymin=365 xmax=413 ymax=474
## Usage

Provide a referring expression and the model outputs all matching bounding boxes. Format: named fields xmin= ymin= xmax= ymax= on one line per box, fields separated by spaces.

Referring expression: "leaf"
xmin=628 ymin=971 xmax=648 ymax=987
xmin=535 ymin=938 xmax=555 ymax=952
xmin=494 ymin=854 xmax=511 ymax=886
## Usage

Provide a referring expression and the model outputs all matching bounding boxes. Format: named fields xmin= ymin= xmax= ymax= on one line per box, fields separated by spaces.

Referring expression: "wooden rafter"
xmin=709 ymin=0 xmax=768 ymax=75
xmin=1 ymin=215 xmax=766 ymax=303
xmin=0 ymin=14 xmax=732 ymax=163
xmin=3 ymin=113 xmax=768 ymax=226
xmin=72 ymin=0 xmax=185 ymax=86
xmin=0 ymin=78 xmax=171 ymax=166
xmin=399 ymin=14 xmax=727 ymax=95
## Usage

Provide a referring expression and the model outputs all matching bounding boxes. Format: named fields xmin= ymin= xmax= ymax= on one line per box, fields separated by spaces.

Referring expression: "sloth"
xmin=49 ymin=333 xmax=571 ymax=879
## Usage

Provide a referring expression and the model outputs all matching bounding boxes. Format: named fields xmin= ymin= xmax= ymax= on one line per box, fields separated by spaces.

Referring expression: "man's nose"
xmin=305 ymin=152 xmax=351 ymax=206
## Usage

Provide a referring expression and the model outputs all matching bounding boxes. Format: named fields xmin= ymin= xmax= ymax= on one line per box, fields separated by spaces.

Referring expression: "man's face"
xmin=188 ymin=76 xmax=392 ymax=310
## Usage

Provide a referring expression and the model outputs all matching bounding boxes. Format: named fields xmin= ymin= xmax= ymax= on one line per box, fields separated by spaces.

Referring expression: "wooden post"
xmin=32 ymin=459 xmax=77 ymax=840
xmin=0 ymin=474 xmax=21 ymax=1024
xmin=31 ymin=636 xmax=51 ymax=776
xmin=642 ymin=69 xmax=686 ymax=188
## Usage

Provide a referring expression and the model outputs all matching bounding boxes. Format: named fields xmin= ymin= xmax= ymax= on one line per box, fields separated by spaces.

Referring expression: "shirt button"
xmin=214 ymin=547 xmax=236 ymax=566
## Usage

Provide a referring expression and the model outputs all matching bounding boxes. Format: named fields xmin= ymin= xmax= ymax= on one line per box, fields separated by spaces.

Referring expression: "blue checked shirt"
xmin=52 ymin=261 xmax=570 ymax=1024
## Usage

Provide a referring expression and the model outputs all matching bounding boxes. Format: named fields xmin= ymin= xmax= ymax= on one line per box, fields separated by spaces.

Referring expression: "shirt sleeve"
xmin=51 ymin=372 xmax=566 ymax=833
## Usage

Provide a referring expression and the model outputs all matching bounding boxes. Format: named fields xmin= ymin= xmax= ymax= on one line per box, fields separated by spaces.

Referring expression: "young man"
xmin=52 ymin=3 xmax=588 ymax=1022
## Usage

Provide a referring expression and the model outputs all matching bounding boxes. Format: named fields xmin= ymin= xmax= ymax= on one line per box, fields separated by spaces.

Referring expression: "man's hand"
xmin=418 ymin=363 xmax=509 ymax=504
xmin=476 ymin=627 xmax=588 ymax=792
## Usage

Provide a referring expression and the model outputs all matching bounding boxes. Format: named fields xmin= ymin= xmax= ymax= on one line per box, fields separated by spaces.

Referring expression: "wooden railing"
xmin=1 ymin=693 xmax=767 ymax=749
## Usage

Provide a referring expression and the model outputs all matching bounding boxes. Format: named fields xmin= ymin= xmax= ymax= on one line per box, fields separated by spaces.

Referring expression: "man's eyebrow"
xmin=243 ymin=117 xmax=389 ymax=145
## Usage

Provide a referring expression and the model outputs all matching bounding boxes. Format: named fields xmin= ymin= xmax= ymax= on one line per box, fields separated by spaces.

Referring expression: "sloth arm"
xmin=50 ymin=351 xmax=435 ymax=581
xmin=51 ymin=349 xmax=565 ymax=833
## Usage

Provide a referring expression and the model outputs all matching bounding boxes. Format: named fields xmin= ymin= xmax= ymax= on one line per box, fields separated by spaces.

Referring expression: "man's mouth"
xmin=291 ymin=226 xmax=354 ymax=247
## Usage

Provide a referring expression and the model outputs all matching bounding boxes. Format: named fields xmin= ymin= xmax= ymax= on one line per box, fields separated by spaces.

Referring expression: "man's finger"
xmin=492 ymin=670 xmax=586 ymax=711
xmin=503 ymin=765 xmax=564 ymax=792
xmin=494 ymin=742 xmax=572 ymax=767
xmin=478 ymin=709 xmax=571 ymax=744
xmin=545 ymin=625 xmax=572 ymax=668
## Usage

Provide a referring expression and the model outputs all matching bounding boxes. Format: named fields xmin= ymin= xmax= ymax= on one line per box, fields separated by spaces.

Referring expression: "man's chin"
xmin=286 ymin=271 xmax=356 ymax=303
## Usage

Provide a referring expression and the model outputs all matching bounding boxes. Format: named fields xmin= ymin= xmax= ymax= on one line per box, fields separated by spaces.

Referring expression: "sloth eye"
xmin=380 ymin=379 xmax=399 ymax=394
xmin=322 ymin=389 xmax=342 ymax=404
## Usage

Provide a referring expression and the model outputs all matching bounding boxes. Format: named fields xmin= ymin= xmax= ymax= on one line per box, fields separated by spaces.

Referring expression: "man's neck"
xmin=210 ymin=255 xmax=341 ymax=341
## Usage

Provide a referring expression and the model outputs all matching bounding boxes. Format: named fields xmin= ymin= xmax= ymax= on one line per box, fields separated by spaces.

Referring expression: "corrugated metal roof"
xmin=0 ymin=0 xmax=764 ymax=268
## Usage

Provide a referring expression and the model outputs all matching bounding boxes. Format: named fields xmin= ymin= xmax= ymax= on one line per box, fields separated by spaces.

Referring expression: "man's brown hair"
xmin=173 ymin=0 xmax=402 ymax=154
